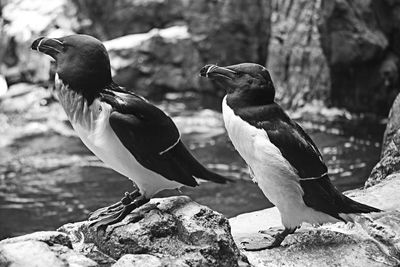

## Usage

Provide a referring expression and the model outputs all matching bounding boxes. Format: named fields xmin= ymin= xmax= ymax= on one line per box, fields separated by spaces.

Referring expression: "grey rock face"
xmin=319 ymin=0 xmax=399 ymax=113
xmin=267 ymin=0 xmax=331 ymax=109
xmin=366 ymin=93 xmax=400 ymax=187
xmin=58 ymin=196 xmax=250 ymax=267
xmin=0 ymin=231 xmax=97 ymax=267
xmin=0 ymin=196 xmax=249 ymax=266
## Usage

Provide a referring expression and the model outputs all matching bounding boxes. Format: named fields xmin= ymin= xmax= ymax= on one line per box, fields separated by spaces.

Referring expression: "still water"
xmin=0 ymin=91 xmax=382 ymax=239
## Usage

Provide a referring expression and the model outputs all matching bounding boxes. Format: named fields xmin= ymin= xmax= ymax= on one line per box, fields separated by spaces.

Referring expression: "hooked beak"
xmin=31 ymin=37 xmax=64 ymax=59
xmin=199 ymin=64 xmax=237 ymax=80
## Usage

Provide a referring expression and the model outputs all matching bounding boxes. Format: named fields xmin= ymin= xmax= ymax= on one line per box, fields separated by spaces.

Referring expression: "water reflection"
xmin=0 ymin=92 xmax=381 ymax=239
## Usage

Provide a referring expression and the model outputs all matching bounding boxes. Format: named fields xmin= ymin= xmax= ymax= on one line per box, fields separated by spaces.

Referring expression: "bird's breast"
xmin=221 ymin=96 xmax=302 ymax=205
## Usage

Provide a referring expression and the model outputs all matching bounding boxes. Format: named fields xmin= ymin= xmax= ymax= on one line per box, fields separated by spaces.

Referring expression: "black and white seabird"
xmin=200 ymin=63 xmax=381 ymax=250
xmin=30 ymin=34 xmax=232 ymax=229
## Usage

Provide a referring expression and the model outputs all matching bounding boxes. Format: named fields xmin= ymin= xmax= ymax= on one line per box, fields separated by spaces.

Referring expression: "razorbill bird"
xmin=200 ymin=63 xmax=381 ymax=250
xmin=30 ymin=34 xmax=232 ymax=229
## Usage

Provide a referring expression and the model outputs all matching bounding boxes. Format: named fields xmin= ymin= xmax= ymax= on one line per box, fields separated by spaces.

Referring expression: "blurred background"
xmin=0 ymin=0 xmax=397 ymax=239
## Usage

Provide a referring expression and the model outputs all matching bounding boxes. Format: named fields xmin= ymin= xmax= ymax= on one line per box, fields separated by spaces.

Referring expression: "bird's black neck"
xmin=226 ymin=88 xmax=275 ymax=109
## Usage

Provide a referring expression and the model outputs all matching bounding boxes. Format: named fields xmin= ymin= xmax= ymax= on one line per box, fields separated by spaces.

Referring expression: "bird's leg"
xmin=241 ymin=227 xmax=297 ymax=251
xmin=89 ymin=194 xmax=149 ymax=230
xmin=88 ymin=189 xmax=140 ymax=221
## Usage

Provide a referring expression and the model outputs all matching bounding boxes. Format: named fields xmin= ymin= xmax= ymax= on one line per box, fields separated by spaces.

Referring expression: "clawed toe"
xmin=88 ymin=202 xmax=124 ymax=221
xmin=88 ymin=192 xmax=149 ymax=231
xmin=258 ymin=226 xmax=283 ymax=235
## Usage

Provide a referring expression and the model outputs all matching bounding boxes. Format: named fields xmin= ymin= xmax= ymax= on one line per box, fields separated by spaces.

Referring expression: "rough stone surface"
xmin=366 ymin=93 xmax=400 ymax=187
xmin=1 ymin=0 xmax=78 ymax=85
xmin=319 ymin=0 xmax=400 ymax=114
xmin=2 ymin=0 xmax=270 ymax=97
xmin=0 ymin=231 xmax=97 ymax=267
xmin=58 ymin=196 xmax=250 ymax=267
xmin=267 ymin=0 xmax=330 ymax=109
xmin=102 ymin=0 xmax=270 ymax=96
xmin=71 ymin=0 xmax=186 ymax=40
xmin=105 ymin=26 xmax=203 ymax=96
xmin=230 ymin=174 xmax=400 ymax=266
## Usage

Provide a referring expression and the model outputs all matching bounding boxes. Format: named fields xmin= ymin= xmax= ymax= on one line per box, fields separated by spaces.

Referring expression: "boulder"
xmin=0 ymin=231 xmax=97 ymax=267
xmin=319 ymin=0 xmax=399 ymax=114
xmin=104 ymin=26 xmax=204 ymax=96
xmin=267 ymin=0 xmax=330 ymax=109
xmin=71 ymin=0 xmax=187 ymax=40
xmin=58 ymin=196 xmax=250 ymax=267
xmin=230 ymin=174 xmax=400 ymax=266
xmin=366 ymin=92 xmax=400 ymax=187
xmin=0 ymin=196 xmax=249 ymax=266
xmin=102 ymin=0 xmax=271 ymax=96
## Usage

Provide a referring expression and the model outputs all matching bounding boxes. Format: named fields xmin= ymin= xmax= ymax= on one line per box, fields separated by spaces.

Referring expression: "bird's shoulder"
xmin=228 ymin=101 xmax=327 ymax=178
xmin=98 ymin=84 xmax=180 ymax=155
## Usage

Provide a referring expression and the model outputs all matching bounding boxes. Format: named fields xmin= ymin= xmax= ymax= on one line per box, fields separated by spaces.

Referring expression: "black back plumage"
xmin=100 ymin=84 xmax=231 ymax=186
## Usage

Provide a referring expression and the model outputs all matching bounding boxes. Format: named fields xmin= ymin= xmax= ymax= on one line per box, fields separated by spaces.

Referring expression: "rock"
xmin=105 ymin=26 xmax=203 ymax=96
xmin=184 ymin=0 xmax=270 ymax=67
xmin=71 ymin=0 xmax=187 ymax=40
xmin=112 ymin=254 xmax=188 ymax=267
xmin=267 ymin=0 xmax=330 ymax=109
xmin=366 ymin=93 xmax=400 ymax=187
xmin=319 ymin=0 xmax=399 ymax=114
xmin=73 ymin=0 xmax=270 ymax=67
xmin=58 ymin=196 xmax=250 ymax=267
xmin=0 ymin=231 xmax=97 ymax=267
xmin=0 ymin=75 xmax=7 ymax=97
xmin=230 ymin=174 xmax=400 ymax=266
xmin=83 ymin=0 xmax=270 ymax=96
xmin=1 ymin=0 xmax=78 ymax=84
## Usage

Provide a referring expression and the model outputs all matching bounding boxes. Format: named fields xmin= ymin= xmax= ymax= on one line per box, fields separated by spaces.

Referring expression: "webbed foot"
xmin=88 ymin=189 xmax=149 ymax=231
xmin=241 ymin=227 xmax=297 ymax=251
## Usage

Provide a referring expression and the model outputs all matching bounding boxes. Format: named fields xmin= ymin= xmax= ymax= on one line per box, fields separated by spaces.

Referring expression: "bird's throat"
xmin=54 ymin=74 xmax=102 ymax=132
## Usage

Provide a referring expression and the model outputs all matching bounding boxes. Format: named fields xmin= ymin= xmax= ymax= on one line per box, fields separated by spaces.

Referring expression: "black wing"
xmin=100 ymin=88 xmax=229 ymax=187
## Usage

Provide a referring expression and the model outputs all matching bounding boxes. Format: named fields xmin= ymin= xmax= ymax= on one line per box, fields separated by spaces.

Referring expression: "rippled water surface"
xmin=0 ymin=89 xmax=382 ymax=239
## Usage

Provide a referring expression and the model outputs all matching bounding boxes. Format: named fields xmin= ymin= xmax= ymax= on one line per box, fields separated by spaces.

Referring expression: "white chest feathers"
xmin=221 ymin=96 xmax=339 ymax=228
xmin=53 ymin=75 xmax=181 ymax=197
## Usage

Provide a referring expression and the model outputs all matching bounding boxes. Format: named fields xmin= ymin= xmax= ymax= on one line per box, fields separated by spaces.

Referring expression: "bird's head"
xmin=31 ymin=34 xmax=112 ymax=99
xmin=200 ymin=63 xmax=275 ymax=104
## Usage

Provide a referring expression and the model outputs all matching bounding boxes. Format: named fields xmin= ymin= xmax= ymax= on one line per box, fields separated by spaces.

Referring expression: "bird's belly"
xmin=222 ymin=98 xmax=338 ymax=227
xmin=69 ymin=102 xmax=181 ymax=198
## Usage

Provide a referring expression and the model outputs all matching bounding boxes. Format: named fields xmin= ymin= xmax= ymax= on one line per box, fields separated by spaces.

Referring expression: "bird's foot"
xmin=241 ymin=227 xmax=296 ymax=251
xmin=88 ymin=190 xmax=149 ymax=231
xmin=258 ymin=226 xmax=283 ymax=235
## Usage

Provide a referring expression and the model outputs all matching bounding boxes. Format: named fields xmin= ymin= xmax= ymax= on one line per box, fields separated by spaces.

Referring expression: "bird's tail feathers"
xmin=338 ymin=195 xmax=381 ymax=222
xmin=172 ymin=141 xmax=234 ymax=184
xmin=195 ymin=167 xmax=235 ymax=184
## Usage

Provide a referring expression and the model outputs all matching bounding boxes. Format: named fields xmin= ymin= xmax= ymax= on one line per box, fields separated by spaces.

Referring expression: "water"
xmin=0 ymin=89 xmax=382 ymax=239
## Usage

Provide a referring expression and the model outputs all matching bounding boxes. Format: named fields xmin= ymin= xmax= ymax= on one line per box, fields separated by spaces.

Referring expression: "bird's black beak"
xmin=31 ymin=37 xmax=64 ymax=59
xmin=199 ymin=64 xmax=237 ymax=80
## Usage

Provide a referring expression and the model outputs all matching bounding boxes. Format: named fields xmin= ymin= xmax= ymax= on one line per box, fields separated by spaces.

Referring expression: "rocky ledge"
xmin=0 ymin=196 xmax=249 ymax=267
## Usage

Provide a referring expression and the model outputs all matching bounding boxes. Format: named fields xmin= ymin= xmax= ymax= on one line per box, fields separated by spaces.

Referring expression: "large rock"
xmin=0 ymin=231 xmax=97 ymax=267
xmin=71 ymin=0 xmax=186 ymax=40
xmin=58 ymin=196 xmax=249 ymax=267
xmin=0 ymin=196 xmax=249 ymax=266
xmin=366 ymin=92 xmax=400 ymax=187
xmin=267 ymin=0 xmax=330 ymax=109
xmin=72 ymin=0 xmax=270 ymax=66
xmin=230 ymin=174 xmax=400 ymax=266
xmin=319 ymin=0 xmax=399 ymax=114
xmin=2 ymin=0 xmax=270 ymax=95
xmin=105 ymin=26 xmax=203 ymax=96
